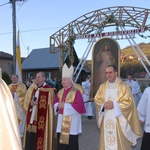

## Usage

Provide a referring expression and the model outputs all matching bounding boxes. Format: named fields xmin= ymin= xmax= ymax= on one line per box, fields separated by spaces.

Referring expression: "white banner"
xmin=76 ymin=28 xmax=145 ymax=40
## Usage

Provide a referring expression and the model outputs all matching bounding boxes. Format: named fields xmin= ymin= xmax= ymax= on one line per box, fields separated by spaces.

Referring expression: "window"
xmin=45 ymin=72 xmax=51 ymax=80
xmin=26 ymin=72 xmax=33 ymax=81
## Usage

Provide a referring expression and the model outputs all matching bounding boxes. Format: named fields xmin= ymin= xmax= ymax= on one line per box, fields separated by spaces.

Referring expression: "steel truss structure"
xmin=50 ymin=6 xmax=150 ymax=80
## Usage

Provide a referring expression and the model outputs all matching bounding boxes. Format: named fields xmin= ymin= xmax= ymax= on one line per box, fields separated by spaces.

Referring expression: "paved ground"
xmin=79 ymin=116 xmax=99 ymax=150
xmin=79 ymin=116 xmax=143 ymax=150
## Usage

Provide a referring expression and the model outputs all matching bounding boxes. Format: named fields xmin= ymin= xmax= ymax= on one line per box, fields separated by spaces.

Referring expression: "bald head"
xmin=36 ymin=72 xmax=45 ymax=86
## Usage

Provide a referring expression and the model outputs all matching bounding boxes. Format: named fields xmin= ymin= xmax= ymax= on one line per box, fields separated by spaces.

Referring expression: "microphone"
xmin=102 ymin=107 xmax=105 ymax=112
xmin=30 ymin=96 xmax=37 ymax=112
xmin=56 ymin=107 xmax=59 ymax=112
xmin=33 ymin=97 xmax=37 ymax=101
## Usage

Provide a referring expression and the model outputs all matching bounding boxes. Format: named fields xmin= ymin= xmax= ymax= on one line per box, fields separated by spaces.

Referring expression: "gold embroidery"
xmin=60 ymin=116 xmax=72 ymax=144
xmin=61 ymin=121 xmax=71 ymax=133
xmin=39 ymin=95 xmax=46 ymax=109
xmin=58 ymin=87 xmax=77 ymax=103
xmin=11 ymin=85 xmax=18 ymax=92
xmin=105 ymin=119 xmax=116 ymax=146
xmin=58 ymin=87 xmax=77 ymax=144
xmin=38 ymin=116 xmax=45 ymax=130
xmin=37 ymin=137 xmax=43 ymax=150
xmin=106 ymin=120 xmax=115 ymax=129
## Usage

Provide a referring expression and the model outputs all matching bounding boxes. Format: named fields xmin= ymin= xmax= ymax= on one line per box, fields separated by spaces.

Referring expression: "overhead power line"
xmin=0 ymin=2 xmax=10 ymax=7
xmin=0 ymin=26 xmax=62 ymax=35
xmin=9 ymin=0 xmax=28 ymax=6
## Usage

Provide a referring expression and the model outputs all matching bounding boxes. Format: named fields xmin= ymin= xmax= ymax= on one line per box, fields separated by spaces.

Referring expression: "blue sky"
xmin=0 ymin=0 xmax=150 ymax=60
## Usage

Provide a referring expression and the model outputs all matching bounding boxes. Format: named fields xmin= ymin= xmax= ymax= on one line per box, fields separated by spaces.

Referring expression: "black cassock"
xmin=141 ymin=131 xmax=150 ymax=150
xmin=57 ymin=133 xmax=79 ymax=150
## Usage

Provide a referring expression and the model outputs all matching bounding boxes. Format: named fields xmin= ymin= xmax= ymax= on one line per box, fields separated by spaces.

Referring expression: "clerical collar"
xmin=38 ymin=84 xmax=43 ymax=88
xmin=109 ymin=77 xmax=118 ymax=88
xmin=37 ymin=82 xmax=46 ymax=88
xmin=64 ymin=85 xmax=72 ymax=90
xmin=129 ymin=79 xmax=133 ymax=82
xmin=12 ymin=83 xmax=18 ymax=85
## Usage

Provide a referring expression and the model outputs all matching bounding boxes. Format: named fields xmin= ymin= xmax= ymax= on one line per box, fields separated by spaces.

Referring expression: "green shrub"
xmin=2 ymin=72 xmax=11 ymax=85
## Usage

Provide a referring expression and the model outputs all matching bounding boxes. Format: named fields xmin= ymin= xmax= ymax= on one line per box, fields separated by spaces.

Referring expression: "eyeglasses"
xmin=105 ymin=71 xmax=114 ymax=74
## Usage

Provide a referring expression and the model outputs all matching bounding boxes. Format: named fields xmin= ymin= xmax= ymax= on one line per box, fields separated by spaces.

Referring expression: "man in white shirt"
xmin=125 ymin=73 xmax=142 ymax=106
xmin=137 ymin=85 xmax=150 ymax=150
xmin=82 ymin=76 xmax=94 ymax=119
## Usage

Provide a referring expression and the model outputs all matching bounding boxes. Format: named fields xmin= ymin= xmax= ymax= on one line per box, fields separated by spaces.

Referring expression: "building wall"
xmin=22 ymin=69 xmax=60 ymax=83
xmin=0 ymin=59 xmax=13 ymax=77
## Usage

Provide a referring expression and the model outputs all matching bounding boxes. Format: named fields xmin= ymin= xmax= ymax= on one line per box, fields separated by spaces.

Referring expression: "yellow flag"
xmin=16 ymin=31 xmax=22 ymax=82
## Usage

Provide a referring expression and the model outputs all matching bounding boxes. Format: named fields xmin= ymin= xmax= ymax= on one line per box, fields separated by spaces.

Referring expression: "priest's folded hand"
xmin=104 ymin=101 xmax=114 ymax=110
xmin=58 ymin=102 xmax=64 ymax=109
xmin=30 ymin=100 xmax=38 ymax=106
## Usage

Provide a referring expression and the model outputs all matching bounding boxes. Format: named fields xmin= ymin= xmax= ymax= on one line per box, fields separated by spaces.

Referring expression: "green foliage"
xmin=63 ymin=28 xmax=76 ymax=66
xmin=141 ymin=87 xmax=146 ymax=93
xmin=121 ymin=43 xmax=150 ymax=56
xmin=104 ymin=14 xmax=116 ymax=24
xmin=2 ymin=72 xmax=11 ymax=85
xmin=84 ymin=60 xmax=92 ymax=71
xmin=86 ymin=14 xmax=119 ymax=34
xmin=120 ymin=60 xmax=150 ymax=78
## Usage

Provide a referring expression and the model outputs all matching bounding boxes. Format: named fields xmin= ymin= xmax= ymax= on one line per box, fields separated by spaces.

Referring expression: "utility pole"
xmin=12 ymin=0 xmax=16 ymax=74
xmin=10 ymin=0 xmax=25 ymax=74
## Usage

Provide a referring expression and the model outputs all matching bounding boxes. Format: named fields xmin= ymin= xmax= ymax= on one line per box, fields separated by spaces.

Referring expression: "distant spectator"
xmin=26 ymin=77 xmax=33 ymax=89
xmin=45 ymin=78 xmax=56 ymax=88
xmin=125 ymin=73 xmax=142 ymax=106
xmin=82 ymin=76 xmax=94 ymax=119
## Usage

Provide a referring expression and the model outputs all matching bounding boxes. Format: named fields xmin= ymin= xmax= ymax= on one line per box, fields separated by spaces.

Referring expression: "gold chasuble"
xmin=0 ymin=78 xmax=22 ymax=150
xmin=73 ymin=83 xmax=84 ymax=94
xmin=94 ymin=78 xmax=142 ymax=150
xmin=58 ymin=86 xmax=76 ymax=144
xmin=9 ymin=82 xmax=27 ymax=124
xmin=23 ymin=85 xmax=56 ymax=150
xmin=9 ymin=82 xmax=27 ymax=107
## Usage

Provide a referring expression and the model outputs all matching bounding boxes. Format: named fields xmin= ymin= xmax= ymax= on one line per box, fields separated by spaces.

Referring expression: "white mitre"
xmin=62 ymin=63 xmax=74 ymax=79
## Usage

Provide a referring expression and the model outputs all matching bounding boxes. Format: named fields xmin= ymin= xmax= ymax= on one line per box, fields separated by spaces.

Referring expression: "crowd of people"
xmin=0 ymin=63 xmax=149 ymax=150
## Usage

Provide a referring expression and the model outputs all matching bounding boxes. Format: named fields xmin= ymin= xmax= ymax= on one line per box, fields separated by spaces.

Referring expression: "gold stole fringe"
xmin=60 ymin=116 xmax=72 ymax=144
xmin=58 ymin=87 xmax=76 ymax=144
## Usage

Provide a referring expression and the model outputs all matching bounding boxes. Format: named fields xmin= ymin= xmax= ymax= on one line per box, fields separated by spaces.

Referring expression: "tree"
xmin=2 ymin=72 xmax=11 ymax=85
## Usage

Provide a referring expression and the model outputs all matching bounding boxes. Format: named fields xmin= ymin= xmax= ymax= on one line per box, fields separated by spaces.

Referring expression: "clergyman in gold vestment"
xmin=23 ymin=72 xmax=57 ymax=150
xmin=94 ymin=65 xmax=142 ymax=150
xmin=8 ymin=74 xmax=27 ymax=138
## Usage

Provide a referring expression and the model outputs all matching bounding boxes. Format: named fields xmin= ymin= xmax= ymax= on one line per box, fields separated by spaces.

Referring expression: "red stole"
xmin=26 ymin=85 xmax=50 ymax=150
xmin=11 ymin=84 xmax=18 ymax=92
